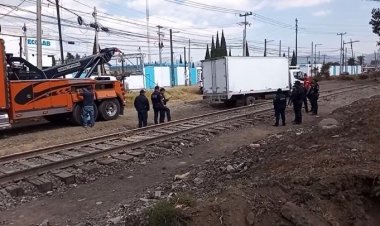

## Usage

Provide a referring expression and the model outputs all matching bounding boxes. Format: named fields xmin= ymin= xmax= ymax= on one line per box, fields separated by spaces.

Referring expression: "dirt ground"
xmin=0 ymin=80 xmax=371 ymax=157
xmin=186 ymin=95 xmax=380 ymax=226
xmin=0 ymin=80 xmax=379 ymax=226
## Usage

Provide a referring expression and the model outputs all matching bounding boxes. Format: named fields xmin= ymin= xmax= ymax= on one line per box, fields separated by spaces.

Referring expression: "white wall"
xmin=176 ymin=67 xmax=186 ymax=85
xmin=125 ymin=75 xmax=145 ymax=90
xmin=154 ymin=67 xmax=170 ymax=87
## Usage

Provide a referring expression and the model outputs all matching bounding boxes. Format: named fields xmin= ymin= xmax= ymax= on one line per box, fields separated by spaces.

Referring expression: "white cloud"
xmin=270 ymin=0 xmax=332 ymax=10
xmin=313 ymin=10 xmax=331 ymax=17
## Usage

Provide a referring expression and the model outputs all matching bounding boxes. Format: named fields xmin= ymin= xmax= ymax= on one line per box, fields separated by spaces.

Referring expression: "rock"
xmin=108 ymin=216 xmax=122 ymax=225
xmin=319 ymin=118 xmax=339 ymax=130
xmin=96 ymin=201 xmax=103 ymax=205
xmin=331 ymin=135 xmax=340 ymax=138
xmin=39 ymin=219 xmax=51 ymax=226
xmin=174 ymin=172 xmax=190 ymax=181
xmin=139 ymin=198 xmax=150 ymax=202
xmin=154 ymin=191 xmax=162 ymax=198
xmin=226 ymin=165 xmax=235 ymax=173
xmin=197 ymin=170 xmax=207 ymax=177
xmin=249 ymin=144 xmax=261 ymax=148
xmin=281 ymin=202 xmax=329 ymax=226
xmin=245 ymin=212 xmax=255 ymax=226
xmin=193 ymin=177 xmax=204 ymax=185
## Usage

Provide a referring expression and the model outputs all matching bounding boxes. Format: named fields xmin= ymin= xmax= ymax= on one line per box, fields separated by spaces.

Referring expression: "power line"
xmin=0 ymin=0 xmax=26 ymax=19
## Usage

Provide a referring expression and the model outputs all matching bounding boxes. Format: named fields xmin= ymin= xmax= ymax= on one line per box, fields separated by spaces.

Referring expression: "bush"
xmin=147 ymin=194 xmax=194 ymax=226
xmin=148 ymin=200 xmax=188 ymax=226
xmin=338 ymin=75 xmax=356 ymax=81
xmin=358 ymin=74 xmax=369 ymax=80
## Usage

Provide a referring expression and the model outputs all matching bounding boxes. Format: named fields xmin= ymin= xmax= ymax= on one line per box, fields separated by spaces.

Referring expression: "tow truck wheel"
xmin=71 ymin=103 xmax=98 ymax=126
xmin=98 ymin=99 xmax=120 ymax=121
xmin=245 ymin=96 xmax=255 ymax=106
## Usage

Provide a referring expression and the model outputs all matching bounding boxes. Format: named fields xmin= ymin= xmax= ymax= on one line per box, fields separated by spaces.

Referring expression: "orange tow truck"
xmin=0 ymin=39 xmax=125 ymax=129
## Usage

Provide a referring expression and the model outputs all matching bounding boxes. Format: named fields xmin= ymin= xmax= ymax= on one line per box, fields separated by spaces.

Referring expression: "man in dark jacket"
xmin=151 ymin=86 xmax=161 ymax=124
xmin=159 ymin=88 xmax=171 ymax=123
xmin=79 ymin=86 xmax=95 ymax=128
xmin=309 ymin=80 xmax=320 ymax=115
xmin=290 ymin=81 xmax=305 ymax=124
xmin=134 ymin=89 xmax=150 ymax=128
xmin=273 ymin=88 xmax=287 ymax=126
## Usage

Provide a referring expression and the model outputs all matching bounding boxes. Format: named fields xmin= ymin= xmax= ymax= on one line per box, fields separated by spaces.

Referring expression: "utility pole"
xmin=55 ymin=0 xmax=64 ymax=65
xmin=318 ymin=51 xmax=321 ymax=64
xmin=311 ymin=42 xmax=313 ymax=76
xmin=188 ymin=39 xmax=191 ymax=85
xmin=239 ymin=12 xmax=252 ymax=57
xmin=337 ymin=32 xmax=347 ymax=74
xmin=146 ymin=0 xmax=151 ymax=63
xmin=19 ymin=36 xmax=22 ymax=57
xmin=323 ymin=55 xmax=326 ymax=65
xmin=36 ymin=0 xmax=42 ymax=69
xmin=93 ymin=7 xmax=101 ymax=76
xmin=288 ymin=47 xmax=290 ymax=59
xmin=264 ymin=39 xmax=274 ymax=57
xmin=264 ymin=39 xmax=267 ymax=57
xmin=279 ymin=40 xmax=281 ymax=57
xmin=22 ymin=24 xmax=28 ymax=61
xmin=314 ymin=43 xmax=322 ymax=65
xmin=343 ymin=39 xmax=359 ymax=59
xmin=184 ymin=46 xmax=187 ymax=86
xmin=157 ymin=25 xmax=164 ymax=65
xmin=295 ymin=18 xmax=298 ymax=64
xmin=170 ymin=29 xmax=174 ymax=87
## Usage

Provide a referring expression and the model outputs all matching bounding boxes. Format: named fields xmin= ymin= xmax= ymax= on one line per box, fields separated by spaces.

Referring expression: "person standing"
xmin=159 ymin=88 xmax=171 ymax=123
xmin=309 ymin=80 xmax=320 ymax=115
xmin=290 ymin=81 xmax=305 ymax=124
xmin=79 ymin=86 xmax=95 ymax=128
xmin=303 ymin=74 xmax=311 ymax=113
xmin=273 ymin=88 xmax=287 ymax=126
xmin=151 ymin=86 xmax=161 ymax=124
xmin=134 ymin=89 xmax=150 ymax=128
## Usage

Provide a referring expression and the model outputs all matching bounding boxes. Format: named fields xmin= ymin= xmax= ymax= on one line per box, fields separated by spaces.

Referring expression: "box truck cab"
xmin=289 ymin=66 xmax=304 ymax=84
xmin=202 ymin=56 xmax=292 ymax=106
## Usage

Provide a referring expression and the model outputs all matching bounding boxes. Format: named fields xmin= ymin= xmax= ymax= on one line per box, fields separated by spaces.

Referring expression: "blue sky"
xmin=1 ymin=0 xmax=380 ymax=64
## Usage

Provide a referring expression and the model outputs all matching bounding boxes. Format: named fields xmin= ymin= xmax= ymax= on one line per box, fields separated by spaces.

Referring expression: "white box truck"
xmin=202 ymin=56 xmax=295 ymax=106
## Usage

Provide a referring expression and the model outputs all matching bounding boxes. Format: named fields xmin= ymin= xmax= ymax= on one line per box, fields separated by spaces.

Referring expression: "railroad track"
xmin=0 ymin=84 xmax=375 ymax=187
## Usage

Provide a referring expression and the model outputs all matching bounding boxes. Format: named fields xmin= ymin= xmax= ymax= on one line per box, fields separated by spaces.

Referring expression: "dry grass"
xmin=125 ymin=86 xmax=201 ymax=107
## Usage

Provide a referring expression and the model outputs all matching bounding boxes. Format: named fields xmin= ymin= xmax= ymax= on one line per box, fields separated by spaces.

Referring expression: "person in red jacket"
xmin=302 ymin=74 xmax=311 ymax=113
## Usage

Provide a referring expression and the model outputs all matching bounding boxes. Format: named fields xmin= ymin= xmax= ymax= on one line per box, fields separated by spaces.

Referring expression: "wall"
xmin=125 ymin=75 xmax=145 ymax=90
xmin=329 ymin=66 xmax=362 ymax=76
xmin=154 ymin=66 xmax=171 ymax=87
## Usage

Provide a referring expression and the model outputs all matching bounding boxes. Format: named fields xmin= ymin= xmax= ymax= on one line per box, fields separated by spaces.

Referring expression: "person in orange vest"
xmin=303 ymin=74 xmax=311 ymax=113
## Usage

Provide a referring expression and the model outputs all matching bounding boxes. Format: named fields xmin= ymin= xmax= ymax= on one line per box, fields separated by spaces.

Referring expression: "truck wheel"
xmin=98 ymin=99 xmax=120 ymax=121
xmin=71 ymin=104 xmax=98 ymax=126
xmin=245 ymin=96 xmax=255 ymax=106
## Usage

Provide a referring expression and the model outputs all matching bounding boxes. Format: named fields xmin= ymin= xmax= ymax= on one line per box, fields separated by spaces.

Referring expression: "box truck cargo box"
xmin=202 ymin=57 xmax=293 ymax=105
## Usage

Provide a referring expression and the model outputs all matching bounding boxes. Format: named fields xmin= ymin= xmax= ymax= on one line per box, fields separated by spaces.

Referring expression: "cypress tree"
xmin=229 ymin=47 xmax=232 ymax=56
xmin=211 ymin=36 xmax=215 ymax=58
xmin=205 ymin=44 xmax=210 ymax=60
xmin=221 ymin=30 xmax=227 ymax=56
xmin=216 ymin=31 xmax=220 ymax=57
xmin=291 ymin=51 xmax=297 ymax=66
xmin=283 ymin=53 xmax=286 ymax=57
xmin=179 ymin=55 xmax=183 ymax=64
xmin=246 ymin=41 xmax=249 ymax=56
